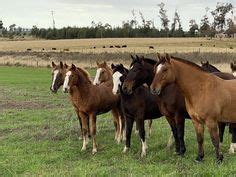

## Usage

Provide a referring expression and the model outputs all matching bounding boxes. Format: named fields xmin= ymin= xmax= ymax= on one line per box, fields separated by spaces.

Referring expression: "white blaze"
xmin=156 ymin=64 xmax=163 ymax=74
xmin=93 ymin=68 xmax=102 ymax=85
xmin=63 ymin=71 xmax=71 ymax=91
xmin=112 ymin=71 xmax=122 ymax=94
xmin=51 ymin=70 xmax=59 ymax=91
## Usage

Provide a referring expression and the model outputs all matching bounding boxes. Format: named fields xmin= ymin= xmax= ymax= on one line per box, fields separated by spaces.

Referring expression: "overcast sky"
xmin=0 ymin=0 xmax=235 ymax=30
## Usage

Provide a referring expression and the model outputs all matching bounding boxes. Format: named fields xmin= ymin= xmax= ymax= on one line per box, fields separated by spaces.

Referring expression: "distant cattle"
xmin=26 ymin=48 xmax=32 ymax=51
xmin=200 ymin=44 xmax=203 ymax=46
xmin=149 ymin=46 xmax=154 ymax=49
xmin=122 ymin=45 xmax=127 ymax=48
xmin=63 ymin=48 xmax=69 ymax=52
xmin=115 ymin=45 xmax=121 ymax=48
xmin=230 ymin=46 xmax=233 ymax=49
xmin=93 ymin=46 xmax=96 ymax=49
xmin=52 ymin=48 xmax=57 ymax=50
xmin=213 ymin=45 xmax=216 ymax=47
xmin=42 ymin=48 xmax=45 ymax=51
xmin=109 ymin=46 xmax=114 ymax=48
xmin=103 ymin=46 xmax=106 ymax=48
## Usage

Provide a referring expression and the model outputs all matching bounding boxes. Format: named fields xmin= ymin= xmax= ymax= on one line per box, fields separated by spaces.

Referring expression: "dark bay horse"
xmin=63 ymin=64 xmax=121 ymax=154
xmin=201 ymin=61 xmax=236 ymax=154
xmin=123 ymin=55 xmax=189 ymax=155
xmin=111 ymin=63 xmax=163 ymax=157
xmin=151 ymin=54 xmax=236 ymax=163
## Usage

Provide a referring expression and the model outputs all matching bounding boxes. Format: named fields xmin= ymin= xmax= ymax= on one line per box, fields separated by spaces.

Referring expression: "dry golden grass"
xmin=0 ymin=38 xmax=235 ymax=68
xmin=0 ymin=38 xmax=235 ymax=53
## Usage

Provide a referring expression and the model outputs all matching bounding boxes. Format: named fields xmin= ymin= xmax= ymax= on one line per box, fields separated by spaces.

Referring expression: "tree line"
xmin=0 ymin=2 xmax=235 ymax=40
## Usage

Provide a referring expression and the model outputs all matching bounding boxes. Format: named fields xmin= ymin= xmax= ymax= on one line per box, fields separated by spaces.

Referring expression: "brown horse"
xmin=63 ymin=64 xmax=121 ymax=154
xmin=151 ymin=54 xmax=236 ymax=163
xmin=93 ymin=61 xmax=124 ymax=141
xmin=50 ymin=61 xmax=92 ymax=139
xmin=230 ymin=62 xmax=236 ymax=77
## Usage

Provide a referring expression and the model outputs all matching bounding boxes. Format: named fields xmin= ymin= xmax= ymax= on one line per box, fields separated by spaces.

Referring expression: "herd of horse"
xmin=50 ymin=54 xmax=236 ymax=164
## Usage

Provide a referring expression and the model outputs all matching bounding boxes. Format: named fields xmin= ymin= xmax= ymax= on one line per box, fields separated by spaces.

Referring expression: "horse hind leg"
xmin=206 ymin=119 xmax=223 ymax=164
xmin=218 ymin=122 xmax=226 ymax=146
xmin=192 ymin=119 xmax=205 ymax=162
xmin=111 ymin=109 xmax=121 ymax=144
xmin=89 ymin=113 xmax=97 ymax=154
xmin=229 ymin=125 xmax=236 ymax=154
xmin=147 ymin=120 xmax=152 ymax=138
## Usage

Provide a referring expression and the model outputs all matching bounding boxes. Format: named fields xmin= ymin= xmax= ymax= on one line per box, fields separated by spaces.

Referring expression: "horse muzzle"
xmin=50 ymin=86 xmax=57 ymax=93
xmin=63 ymin=87 xmax=69 ymax=93
xmin=151 ymin=87 xmax=162 ymax=95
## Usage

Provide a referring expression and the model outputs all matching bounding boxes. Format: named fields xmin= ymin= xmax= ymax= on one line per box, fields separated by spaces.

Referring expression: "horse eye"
xmin=163 ymin=68 xmax=168 ymax=72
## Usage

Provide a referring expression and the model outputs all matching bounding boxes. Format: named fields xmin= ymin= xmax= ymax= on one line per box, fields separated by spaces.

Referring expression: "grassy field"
xmin=0 ymin=66 xmax=236 ymax=176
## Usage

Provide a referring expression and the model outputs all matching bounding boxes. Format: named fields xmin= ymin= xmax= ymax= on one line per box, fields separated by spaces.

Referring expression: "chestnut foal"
xmin=63 ymin=64 xmax=121 ymax=154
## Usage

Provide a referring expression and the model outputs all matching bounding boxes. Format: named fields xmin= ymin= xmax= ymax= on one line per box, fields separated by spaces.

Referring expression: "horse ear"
xmin=136 ymin=55 xmax=139 ymax=59
xmin=64 ymin=63 xmax=68 ymax=69
xmin=103 ymin=61 xmax=107 ymax=65
xmin=120 ymin=64 xmax=124 ymax=68
xmin=60 ymin=61 xmax=63 ymax=69
xmin=157 ymin=52 xmax=161 ymax=61
xmin=111 ymin=63 xmax=115 ymax=69
xmin=131 ymin=55 xmax=135 ymax=60
xmin=52 ymin=62 xmax=56 ymax=68
xmin=165 ymin=53 xmax=171 ymax=63
xmin=71 ymin=64 xmax=76 ymax=71
xmin=96 ymin=61 xmax=99 ymax=66
xmin=206 ymin=61 xmax=209 ymax=65
xmin=231 ymin=62 xmax=234 ymax=69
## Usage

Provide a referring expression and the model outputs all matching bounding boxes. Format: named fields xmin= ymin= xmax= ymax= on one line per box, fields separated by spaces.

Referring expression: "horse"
xmin=230 ymin=62 xmax=236 ymax=77
xmin=201 ymin=61 xmax=236 ymax=154
xmin=50 ymin=61 xmax=91 ymax=139
xmin=151 ymin=54 xmax=236 ymax=163
xmin=111 ymin=63 xmax=163 ymax=157
xmin=123 ymin=55 xmax=189 ymax=155
xmin=93 ymin=61 xmax=124 ymax=140
xmin=63 ymin=64 xmax=121 ymax=154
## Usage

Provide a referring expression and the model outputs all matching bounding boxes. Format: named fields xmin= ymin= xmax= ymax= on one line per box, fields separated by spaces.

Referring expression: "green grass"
xmin=0 ymin=66 xmax=236 ymax=176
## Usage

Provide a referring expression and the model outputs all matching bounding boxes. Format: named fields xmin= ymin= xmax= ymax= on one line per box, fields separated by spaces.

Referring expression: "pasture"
xmin=0 ymin=38 xmax=235 ymax=68
xmin=0 ymin=66 xmax=236 ymax=176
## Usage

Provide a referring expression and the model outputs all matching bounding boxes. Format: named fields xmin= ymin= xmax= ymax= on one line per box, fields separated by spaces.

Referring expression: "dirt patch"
xmin=0 ymin=100 xmax=55 ymax=111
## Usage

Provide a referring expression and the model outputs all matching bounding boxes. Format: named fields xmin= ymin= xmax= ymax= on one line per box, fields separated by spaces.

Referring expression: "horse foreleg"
xmin=175 ymin=114 xmax=186 ymax=155
xmin=165 ymin=117 xmax=179 ymax=153
xmin=123 ymin=117 xmax=134 ymax=153
xmin=229 ymin=124 xmax=236 ymax=154
xmin=137 ymin=118 xmax=147 ymax=157
xmin=111 ymin=109 xmax=120 ymax=143
xmin=147 ymin=120 xmax=152 ymax=138
xmin=206 ymin=119 xmax=223 ymax=164
xmin=89 ymin=113 xmax=97 ymax=154
xmin=79 ymin=111 xmax=89 ymax=151
xmin=218 ymin=122 xmax=226 ymax=146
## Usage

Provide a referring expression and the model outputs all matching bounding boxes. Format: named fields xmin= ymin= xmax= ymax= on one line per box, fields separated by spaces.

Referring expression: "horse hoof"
xmin=81 ymin=147 xmax=86 ymax=151
xmin=195 ymin=156 xmax=203 ymax=163
xmin=216 ymin=154 xmax=224 ymax=164
xmin=123 ymin=146 xmax=129 ymax=153
xmin=92 ymin=149 xmax=97 ymax=155
xmin=229 ymin=149 xmax=235 ymax=154
xmin=141 ymin=152 xmax=146 ymax=158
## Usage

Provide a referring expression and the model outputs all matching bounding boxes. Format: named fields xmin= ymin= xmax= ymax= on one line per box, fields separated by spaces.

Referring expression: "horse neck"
xmin=172 ymin=60 xmax=210 ymax=101
xmin=144 ymin=63 xmax=155 ymax=86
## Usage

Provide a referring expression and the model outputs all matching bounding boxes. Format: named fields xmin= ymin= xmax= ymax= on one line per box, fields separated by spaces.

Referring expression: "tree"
xmin=157 ymin=2 xmax=169 ymax=34
xmin=200 ymin=7 xmax=211 ymax=36
xmin=170 ymin=10 xmax=183 ymax=36
xmin=0 ymin=20 xmax=3 ymax=36
xmin=211 ymin=2 xmax=233 ymax=31
xmin=9 ymin=24 xmax=16 ymax=32
xmin=189 ymin=19 xmax=199 ymax=36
